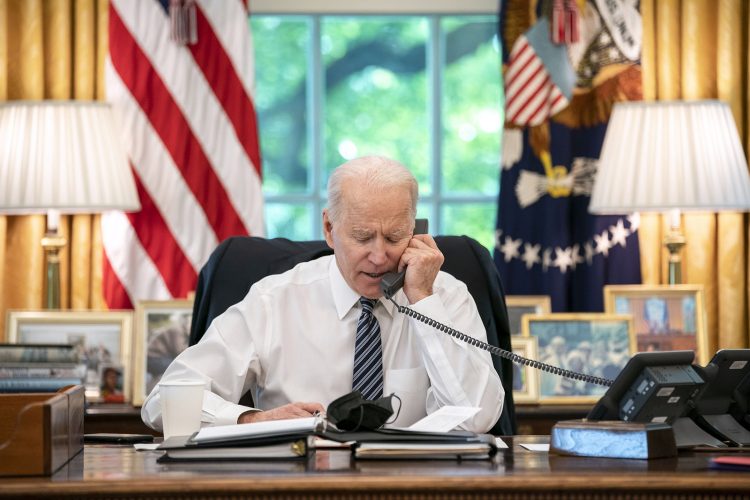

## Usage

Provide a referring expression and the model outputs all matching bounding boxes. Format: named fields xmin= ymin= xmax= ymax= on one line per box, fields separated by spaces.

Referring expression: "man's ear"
xmin=322 ymin=209 xmax=334 ymax=249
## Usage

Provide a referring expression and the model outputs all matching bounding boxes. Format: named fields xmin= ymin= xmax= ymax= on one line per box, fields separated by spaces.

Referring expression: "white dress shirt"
xmin=142 ymin=255 xmax=504 ymax=433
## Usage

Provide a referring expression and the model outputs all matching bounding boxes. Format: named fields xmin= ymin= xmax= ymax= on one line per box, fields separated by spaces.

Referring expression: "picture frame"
xmin=99 ymin=363 xmax=126 ymax=404
xmin=133 ymin=299 xmax=193 ymax=406
xmin=506 ymin=295 xmax=551 ymax=335
xmin=521 ymin=313 xmax=635 ymax=404
xmin=603 ymin=284 xmax=708 ymax=365
xmin=510 ymin=336 xmax=540 ymax=404
xmin=6 ymin=310 xmax=133 ymax=402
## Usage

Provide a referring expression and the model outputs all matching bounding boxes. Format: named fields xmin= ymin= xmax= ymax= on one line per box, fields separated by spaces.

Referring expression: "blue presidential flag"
xmin=495 ymin=0 xmax=642 ymax=312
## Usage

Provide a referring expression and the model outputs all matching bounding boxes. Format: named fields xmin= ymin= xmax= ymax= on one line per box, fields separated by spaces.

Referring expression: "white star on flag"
xmin=628 ymin=212 xmax=640 ymax=232
xmin=610 ymin=219 xmax=629 ymax=247
xmin=521 ymin=243 xmax=542 ymax=269
xmin=500 ymin=235 xmax=523 ymax=262
xmin=594 ymin=230 xmax=611 ymax=256
xmin=553 ymin=246 xmax=574 ymax=273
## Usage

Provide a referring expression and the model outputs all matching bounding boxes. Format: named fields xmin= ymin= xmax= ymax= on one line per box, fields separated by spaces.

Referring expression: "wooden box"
xmin=0 ymin=385 xmax=84 ymax=476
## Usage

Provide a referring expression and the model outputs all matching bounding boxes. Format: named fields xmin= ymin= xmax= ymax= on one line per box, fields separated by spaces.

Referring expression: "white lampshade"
xmin=589 ymin=100 xmax=750 ymax=214
xmin=0 ymin=100 xmax=140 ymax=214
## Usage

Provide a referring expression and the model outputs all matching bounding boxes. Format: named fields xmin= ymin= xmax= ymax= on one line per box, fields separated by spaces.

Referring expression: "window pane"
xmin=251 ymin=16 xmax=310 ymax=195
xmin=265 ymin=203 xmax=315 ymax=240
xmin=440 ymin=202 xmax=496 ymax=250
xmin=321 ymin=17 xmax=430 ymax=194
xmin=441 ymin=16 xmax=502 ymax=195
xmin=416 ymin=201 xmax=431 ymax=233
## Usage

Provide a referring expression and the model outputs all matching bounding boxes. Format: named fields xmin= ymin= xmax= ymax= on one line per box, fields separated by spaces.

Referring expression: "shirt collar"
xmin=328 ymin=257 xmax=395 ymax=319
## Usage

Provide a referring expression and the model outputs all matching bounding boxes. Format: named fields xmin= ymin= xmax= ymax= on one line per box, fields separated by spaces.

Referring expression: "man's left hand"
xmin=399 ymin=234 xmax=444 ymax=304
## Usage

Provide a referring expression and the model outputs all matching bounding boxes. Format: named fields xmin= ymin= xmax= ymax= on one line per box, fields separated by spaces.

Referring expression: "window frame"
xmin=251 ymin=5 xmax=501 ymax=243
xmin=250 ymin=0 xmax=497 ymax=15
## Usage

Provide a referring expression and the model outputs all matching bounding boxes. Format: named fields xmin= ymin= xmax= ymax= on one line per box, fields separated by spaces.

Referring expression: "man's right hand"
xmin=237 ymin=402 xmax=325 ymax=424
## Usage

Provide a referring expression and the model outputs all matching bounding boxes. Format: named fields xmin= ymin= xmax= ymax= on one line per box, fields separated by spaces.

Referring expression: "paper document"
xmin=520 ymin=443 xmax=549 ymax=452
xmin=134 ymin=443 xmax=162 ymax=451
xmin=192 ymin=416 xmax=320 ymax=444
xmin=407 ymin=406 xmax=480 ymax=433
xmin=312 ymin=437 xmax=353 ymax=449
xmin=494 ymin=437 xmax=509 ymax=449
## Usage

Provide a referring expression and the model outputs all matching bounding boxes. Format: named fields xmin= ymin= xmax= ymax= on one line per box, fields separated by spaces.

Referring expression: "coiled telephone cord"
xmin=387 ymin=297 xmax=614 ymax=387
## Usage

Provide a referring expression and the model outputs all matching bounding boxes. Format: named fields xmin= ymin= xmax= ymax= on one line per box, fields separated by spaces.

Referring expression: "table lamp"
xmin=589 ymin=100 xmax=750 ymax=284
xmin=0 ymin=101 xmax=140 ymax=308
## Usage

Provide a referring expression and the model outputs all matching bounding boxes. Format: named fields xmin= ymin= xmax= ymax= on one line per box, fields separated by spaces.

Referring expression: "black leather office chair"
xmin=189 ymin=235 xmax=517 ymax=435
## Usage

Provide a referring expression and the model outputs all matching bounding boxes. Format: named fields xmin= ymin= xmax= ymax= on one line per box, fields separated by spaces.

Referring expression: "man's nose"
xmin=368 ymin=238 xmax=388 ymax=266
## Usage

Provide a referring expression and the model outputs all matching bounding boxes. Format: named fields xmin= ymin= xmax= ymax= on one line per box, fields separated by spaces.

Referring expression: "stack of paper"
xmin=155 ymin=408 xmax=498 ymax=462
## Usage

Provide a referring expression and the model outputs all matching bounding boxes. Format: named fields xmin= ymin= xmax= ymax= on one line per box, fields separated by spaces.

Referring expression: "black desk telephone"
xmin=380 ymin=219 xmax=611 ymax=389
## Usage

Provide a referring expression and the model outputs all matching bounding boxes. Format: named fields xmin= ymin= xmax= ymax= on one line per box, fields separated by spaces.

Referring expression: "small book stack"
xmin=156 ymin=416 xmax=499 ymax=462
xmin=0 ymin=344 xmax=86 ymax=393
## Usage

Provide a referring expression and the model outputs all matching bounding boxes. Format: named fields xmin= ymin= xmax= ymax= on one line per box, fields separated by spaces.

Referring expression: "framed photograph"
xmin=521 ymin=313 xmax=635 ymax=404
xmin=133 ymin=299 xmax=193 ymax=406
xmin=510 ymin=336 xmax=540 ymax=404
xmin=99 ymin=363 xmax=125 ymax=404
xmin=506 ymin=295 xmax=551 ymax=335
xmin=603 ymin=284 xmax=708 ymax=365
xmin=6 ymin=310 xmax=133 ymax=402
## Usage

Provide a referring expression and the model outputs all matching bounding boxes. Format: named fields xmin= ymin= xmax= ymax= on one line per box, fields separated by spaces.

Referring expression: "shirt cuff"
xmin=203 ymin=391 xmax=255 ymax=426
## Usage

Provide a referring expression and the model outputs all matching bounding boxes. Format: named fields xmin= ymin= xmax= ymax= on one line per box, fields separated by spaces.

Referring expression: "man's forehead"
xmin=350 ymin=222 xmax=411 ymax=234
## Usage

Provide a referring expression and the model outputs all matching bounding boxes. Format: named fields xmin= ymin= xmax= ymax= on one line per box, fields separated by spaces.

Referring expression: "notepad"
xmin=710 ymin=456 xmax=750 ymax=471
xmin=190 ymin=416 xmax=322 ymax=444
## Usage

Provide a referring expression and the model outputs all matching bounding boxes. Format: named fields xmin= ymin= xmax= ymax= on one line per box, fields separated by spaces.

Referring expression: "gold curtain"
xmin=639 ymin=0 xmax=749 ymax=352
xmin=0 ymin=0 xmax=109 ymax=341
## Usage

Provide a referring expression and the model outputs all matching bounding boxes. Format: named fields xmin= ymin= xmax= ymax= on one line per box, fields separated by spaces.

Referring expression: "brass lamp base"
xmin=664 ymin=230 xmax=686 ymax=285
xmin=41 ymin=231 xmax=66 ymax=309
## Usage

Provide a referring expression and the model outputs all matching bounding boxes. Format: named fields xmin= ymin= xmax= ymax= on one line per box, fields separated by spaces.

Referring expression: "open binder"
xmin=156 ymin=416 xmax=498 ymax=461
xmin=158 ymin=417 xmax=323 ymax=461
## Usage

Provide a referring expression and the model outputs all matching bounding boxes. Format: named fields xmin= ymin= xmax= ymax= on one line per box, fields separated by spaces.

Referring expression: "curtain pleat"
xmin=43 ymin=0 xmax=71 ymax=309
xmin=2 ymin=0 xmax=47 ymax=342
xmin=0 ymin=0 xmax=106 ymax=340
xmin=642 ymin=0 xmax=750 ymax=354
xmin=90 ymin=0 xmax=108 ymax=311
xmin=638 ymin=0 xmax=662 ymax=287
xmin=71 ymin=0 xmax=96 ymax=310
xmin=716 ymin=0 xmax=747 ymax=350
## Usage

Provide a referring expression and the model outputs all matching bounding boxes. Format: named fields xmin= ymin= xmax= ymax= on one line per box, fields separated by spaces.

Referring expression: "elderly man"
xmin=142 ymin=156 xmax=504 ymax=433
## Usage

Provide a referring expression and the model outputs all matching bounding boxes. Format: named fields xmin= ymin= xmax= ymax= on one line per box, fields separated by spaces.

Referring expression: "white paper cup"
xmin=159 ymin=379 xmax=205 ymax=439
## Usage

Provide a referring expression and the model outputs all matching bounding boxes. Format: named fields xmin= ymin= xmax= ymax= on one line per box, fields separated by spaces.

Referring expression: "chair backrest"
xmin=189 ymin=235 xmax=516 ymax=435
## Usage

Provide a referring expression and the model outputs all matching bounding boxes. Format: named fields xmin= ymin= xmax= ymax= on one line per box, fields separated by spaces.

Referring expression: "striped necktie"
xmin=352 ymin=297 xmax=384 ymax=400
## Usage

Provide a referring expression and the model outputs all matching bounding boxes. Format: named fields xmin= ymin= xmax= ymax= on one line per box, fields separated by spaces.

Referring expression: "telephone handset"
xmin=380 ymin=218 xmax=429 ymax=298
xmin=379 ymin=222 xmax=612 ymax=388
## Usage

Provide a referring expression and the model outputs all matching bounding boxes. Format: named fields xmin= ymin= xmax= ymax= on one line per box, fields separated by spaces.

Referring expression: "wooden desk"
xmin=3 ymin=436 xmax=750 ymax=499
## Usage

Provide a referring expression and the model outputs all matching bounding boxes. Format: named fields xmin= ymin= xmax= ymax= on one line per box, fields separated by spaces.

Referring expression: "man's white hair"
xmin=326 ymin=155 xmax=418 ymax=223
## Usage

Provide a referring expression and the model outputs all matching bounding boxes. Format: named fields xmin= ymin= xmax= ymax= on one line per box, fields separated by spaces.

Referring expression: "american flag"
xmin=504 ymin=18 xmax=573 ymax=127
xmin=103 ymin=0 xmax=264 ymax=308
